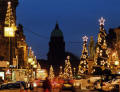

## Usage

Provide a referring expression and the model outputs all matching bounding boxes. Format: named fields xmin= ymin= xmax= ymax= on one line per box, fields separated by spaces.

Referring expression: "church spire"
xmin=55 ymin=21 xmax=59 ymax=30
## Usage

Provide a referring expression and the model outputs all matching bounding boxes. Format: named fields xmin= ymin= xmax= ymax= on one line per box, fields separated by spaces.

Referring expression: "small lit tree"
xmin=59 ymin=66 xmax=63 ymax=78
xmin=78 ymin=36 xmax=88 ymax=75
xmin=49 ymin=65 xmax=55 ymax=80
xmin=63 ymin=56 xmax=73 ymax=79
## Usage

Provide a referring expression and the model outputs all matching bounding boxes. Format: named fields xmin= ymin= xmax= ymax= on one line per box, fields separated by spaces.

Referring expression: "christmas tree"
xmin=49 ymin=65 xmax=55 ymax=80
xmin=93 ymin=17 xmax=111 ymax=75
xmin=78 ymin=36 xmax=88 ymax=75
xmin=37 ymin=63 xmax=41 ymax=69
xmin=59 ymin=66 xmax=63 ymax=78
xmin=4 ymin=1 xmax=17 ymax=36
xmin=63 ymin=56 xmax=73 ymax=79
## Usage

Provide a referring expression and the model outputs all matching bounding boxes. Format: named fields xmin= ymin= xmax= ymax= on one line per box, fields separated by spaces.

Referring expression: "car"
xmin=51 ymin=81 xmax=61 ymax=88
xmin=60 ymin=80 xmax=75 ymax=92
xmin=0 ymin=82 xmax=21 ymax=90
xmin=16 ymin=81 xmax=26 ymax=89
xmin=33 ymin=79 xmax=44 ymax=88
xmin=102 ymin=82 xmax=114 ymax=91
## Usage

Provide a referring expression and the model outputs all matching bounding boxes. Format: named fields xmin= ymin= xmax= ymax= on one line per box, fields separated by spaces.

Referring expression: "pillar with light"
xmin=4 ymin=1 xmax=17 ymax=66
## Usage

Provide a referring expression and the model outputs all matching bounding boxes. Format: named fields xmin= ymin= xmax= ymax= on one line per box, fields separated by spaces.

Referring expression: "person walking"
xmin=43 ymin=77 xmax=52 ymax=92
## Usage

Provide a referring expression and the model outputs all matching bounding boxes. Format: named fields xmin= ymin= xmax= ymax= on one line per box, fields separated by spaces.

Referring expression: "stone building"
xmin=47 ymin=22 xmax=65 ymax=67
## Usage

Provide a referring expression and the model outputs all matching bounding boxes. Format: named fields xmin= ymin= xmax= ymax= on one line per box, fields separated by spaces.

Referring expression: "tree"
xmin=93 ymin=17 xmax=110 ymax=75
xmin=78 ymin=36 xmax=88 ymax=75
xmin=59 ymin=66 xmax=63 ymax=78
xmin=63 ymin=56 xmax=73 ymax=79
xmin=49 ymin=65 xmax=55 ymax=80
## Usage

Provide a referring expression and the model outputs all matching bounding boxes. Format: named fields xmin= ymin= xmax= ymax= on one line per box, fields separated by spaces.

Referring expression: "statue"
xmin=88 ymin=36 xmax=95 ymax=59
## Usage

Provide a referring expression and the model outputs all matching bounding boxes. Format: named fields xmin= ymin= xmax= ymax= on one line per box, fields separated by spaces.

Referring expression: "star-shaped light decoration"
xmin=99 ymin=17 xmax=105 ymax=26
xmin=67 ymin=56 xmax=70 ymax=60
xmin=8 ymin=1 xmax=11 ymax=5
xmin=82 ymin=36 xmax=88 ymax=42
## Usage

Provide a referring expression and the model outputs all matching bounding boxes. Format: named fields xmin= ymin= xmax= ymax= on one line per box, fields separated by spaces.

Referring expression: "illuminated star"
xmin=82 ymin=36 xmax=88 ymax=42
xmin=99 ymin=17 xmax=105 ymax=26
xmin=8 ymin=1 xmax=11 ymax=5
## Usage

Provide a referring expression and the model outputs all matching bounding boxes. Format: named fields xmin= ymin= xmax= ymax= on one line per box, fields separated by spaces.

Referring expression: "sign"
xmin=0 ymin=61 xmax=9 ymax=68
xmin=4 ymin=27 xmax=15 ymax=37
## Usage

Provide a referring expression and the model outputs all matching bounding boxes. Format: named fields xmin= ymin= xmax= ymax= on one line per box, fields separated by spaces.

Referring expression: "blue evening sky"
xmin=17 ymin=0 xmax=120 ymax=59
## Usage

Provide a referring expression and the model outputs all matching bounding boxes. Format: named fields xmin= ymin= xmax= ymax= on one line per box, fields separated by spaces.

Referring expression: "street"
xmin=0 ymin=88 xmax=60 ymax=92
xmin=0 ymin=88 xmax=99 ymax=92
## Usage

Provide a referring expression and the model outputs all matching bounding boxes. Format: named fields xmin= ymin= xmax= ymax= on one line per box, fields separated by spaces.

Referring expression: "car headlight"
xmin=64 ymin=84 xmax=72 ymax=87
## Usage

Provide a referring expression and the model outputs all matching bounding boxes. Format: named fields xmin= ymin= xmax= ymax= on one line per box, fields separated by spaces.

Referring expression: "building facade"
xmin=47 ymin=22 xmax=65 ymax=69
xmin=0 ymin=0 xmax=27 ymax=68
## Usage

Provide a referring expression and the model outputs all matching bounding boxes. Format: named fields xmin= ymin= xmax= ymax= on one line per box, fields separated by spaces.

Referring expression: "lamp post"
xmin=115 ymin=60 xmax=119 ymax=74
xmin=4 ymin=1 xmax=17 ymax=81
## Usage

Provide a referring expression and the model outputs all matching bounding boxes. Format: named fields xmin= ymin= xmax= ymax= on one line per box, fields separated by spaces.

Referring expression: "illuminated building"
xmin=16 ymin=24 xmax=28 ymax=68
xmin=0 ymin=0 xmax=27 ymax=68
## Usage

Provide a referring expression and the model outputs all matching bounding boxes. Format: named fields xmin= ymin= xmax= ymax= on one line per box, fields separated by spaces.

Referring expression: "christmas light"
xmin=63 ymin=56 xmax=73 ymax=79
xmin=4 ymin=1 xmax=17 ymax=37
xmin=78 ymin=36 xmax=88 ymax=75
xmin=49 ymin=65 xmax=55 ymax=80
xmin=99 ymin=17 xmax=105 ymax=26
xmin=82 ymin=36 xmax=88 ymax=42
xmin=93 ymin=17 xmax=110 ymax=74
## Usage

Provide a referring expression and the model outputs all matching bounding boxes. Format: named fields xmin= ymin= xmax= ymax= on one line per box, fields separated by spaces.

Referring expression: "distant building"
xmin=47 ymin=22 xmax=65 ymax=67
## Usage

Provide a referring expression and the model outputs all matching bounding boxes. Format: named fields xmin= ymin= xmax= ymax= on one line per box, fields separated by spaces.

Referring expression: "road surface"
xmin=0 ymin=88 xmax=99 ymax=92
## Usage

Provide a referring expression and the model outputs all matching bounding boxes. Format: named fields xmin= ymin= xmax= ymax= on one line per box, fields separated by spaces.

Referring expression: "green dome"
xmin=51 ymin=23 xmax=63 ymax=37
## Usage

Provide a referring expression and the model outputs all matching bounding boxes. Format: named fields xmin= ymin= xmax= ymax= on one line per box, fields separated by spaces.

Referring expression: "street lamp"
xmin=115 ymin=61 xmax=119 ymax=66
xmin=4 ymin=2 xmax=17 ymax=81
xmin=28 ymin=58 xmax=33 ymax=63
xmin=33 ymin=65 xmax=37 ymax=68
xmin=4 ymin=1 xmax=17 ymax=65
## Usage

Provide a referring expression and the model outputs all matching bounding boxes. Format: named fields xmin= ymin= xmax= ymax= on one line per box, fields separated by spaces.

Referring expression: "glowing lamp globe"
xmin=4 ymin=27 xmax=15 ymax=37
xmin=28 ymin=58 xmax=33 ymax=63
xmin=31 ymin=61 xmax=35 ymax=65
xmin=115 ymin=61 xmax=119 ymax=66
xmin=33 ymin=65 xmax=37 ymax=68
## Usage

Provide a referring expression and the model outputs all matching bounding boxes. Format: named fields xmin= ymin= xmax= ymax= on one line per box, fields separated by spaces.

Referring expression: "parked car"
xmin=16 ymin=81 xmax=26 ymax=89
xmin=102 ymin=82 xmax=114 ymax=91
xmin=60 ymin=80 xmax=75 ymax=92
xmin=33 ymin=79 xmax=44 ymax=88
xmin=0 ymin=82 xmax=21 ymax=90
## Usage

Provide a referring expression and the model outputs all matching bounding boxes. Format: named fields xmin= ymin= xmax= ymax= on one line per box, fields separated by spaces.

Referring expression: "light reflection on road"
xmin=0 ymin=88 xmax=99 ymax=92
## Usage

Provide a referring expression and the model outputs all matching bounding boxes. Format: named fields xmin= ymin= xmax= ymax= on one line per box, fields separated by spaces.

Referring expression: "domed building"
xmin=47 ymin=22 xmax=65 ymax=69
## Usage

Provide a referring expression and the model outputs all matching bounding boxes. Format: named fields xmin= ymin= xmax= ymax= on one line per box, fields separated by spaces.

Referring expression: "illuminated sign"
xmin=4 ymin=27 xmax=15 ymax=37
xmin=0 ymin=61 xmax=9 ymax=68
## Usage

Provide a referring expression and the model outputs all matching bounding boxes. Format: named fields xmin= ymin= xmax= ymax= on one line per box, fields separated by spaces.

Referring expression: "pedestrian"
xmin=30 ymin=82 xmax=33 ymax=90
xmin=43 ymin=77 xmax=52 ymax=92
